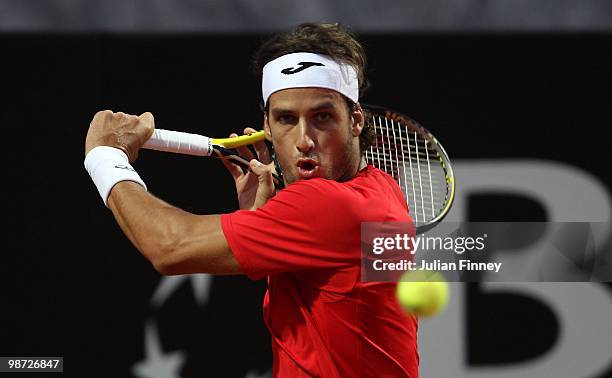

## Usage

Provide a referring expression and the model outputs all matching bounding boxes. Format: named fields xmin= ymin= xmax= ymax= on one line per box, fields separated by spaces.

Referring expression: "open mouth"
xmin=296 ymin=158 xmax=320 ymax=179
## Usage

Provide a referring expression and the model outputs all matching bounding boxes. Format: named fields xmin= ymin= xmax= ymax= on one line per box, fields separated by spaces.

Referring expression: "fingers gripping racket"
xmin=142 ymin=105 xmax=455 ymax=233
xmin=143 ymin=129 xmax=284 ymax=188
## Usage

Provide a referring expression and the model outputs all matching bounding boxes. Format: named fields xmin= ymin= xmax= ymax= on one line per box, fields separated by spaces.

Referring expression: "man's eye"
xmin=315 ymin=112 xmax=332 ymax=122
xmin=278 ymin=115 xmax=297 ymax=124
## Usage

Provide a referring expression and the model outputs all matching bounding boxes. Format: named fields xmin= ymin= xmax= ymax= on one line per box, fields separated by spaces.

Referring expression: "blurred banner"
xmin=1 ymin=0 xmax=612 ymax=32
xmin=2 ymin=27 xmax=612 ymax=378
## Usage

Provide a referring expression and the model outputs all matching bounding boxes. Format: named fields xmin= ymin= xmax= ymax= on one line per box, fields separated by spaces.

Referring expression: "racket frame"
xmin=363 ymin=104 xmax=455 ymax=233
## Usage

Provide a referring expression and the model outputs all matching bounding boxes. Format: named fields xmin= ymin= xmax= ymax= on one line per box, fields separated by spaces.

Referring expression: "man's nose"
xmin=295 ymin=119 xmax=315 ymax=153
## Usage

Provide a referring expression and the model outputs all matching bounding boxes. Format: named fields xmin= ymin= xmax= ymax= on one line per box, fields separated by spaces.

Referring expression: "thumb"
xmin=249 ymin=159 xmax=275 ymax=210
xmin=249 ymin=159 xmax=273 ymax=183
xmin=138 ymin=112 xmax=155 ymax=140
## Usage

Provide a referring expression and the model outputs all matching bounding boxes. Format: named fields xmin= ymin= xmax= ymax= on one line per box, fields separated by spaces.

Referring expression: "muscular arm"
xmin=107 ymin=181 xmax=242 ymax=275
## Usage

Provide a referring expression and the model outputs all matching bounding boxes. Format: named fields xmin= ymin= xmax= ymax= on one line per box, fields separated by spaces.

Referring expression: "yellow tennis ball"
xmin=396 ymin=270 xmax=450 ymax=317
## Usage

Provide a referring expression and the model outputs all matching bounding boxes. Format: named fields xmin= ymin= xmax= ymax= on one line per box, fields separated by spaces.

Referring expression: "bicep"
xmin=157 ymin=213 xmax=242 ymax=275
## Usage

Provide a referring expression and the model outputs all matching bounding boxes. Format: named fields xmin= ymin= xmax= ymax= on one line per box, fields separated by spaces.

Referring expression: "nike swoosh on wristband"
xmin=115 ymin=164 xmax=136 ymax=172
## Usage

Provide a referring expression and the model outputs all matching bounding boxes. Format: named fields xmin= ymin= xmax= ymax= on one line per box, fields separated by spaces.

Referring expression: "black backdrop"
xmin=2 ymin=33 xmax=611 ymax=377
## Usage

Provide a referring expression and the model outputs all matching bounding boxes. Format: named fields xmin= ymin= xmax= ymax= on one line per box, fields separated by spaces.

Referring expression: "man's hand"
xmin=85 ymin=110 xmax=155 ymax=162
xmin=220 ymin=127 xmax=277 ymax=210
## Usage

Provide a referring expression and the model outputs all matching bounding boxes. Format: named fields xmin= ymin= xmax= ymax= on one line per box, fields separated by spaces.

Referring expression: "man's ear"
xmin=263 ymin=112 xmax=272 ymax=141
xmin=350 ymin=104 xmax=365 ymax=137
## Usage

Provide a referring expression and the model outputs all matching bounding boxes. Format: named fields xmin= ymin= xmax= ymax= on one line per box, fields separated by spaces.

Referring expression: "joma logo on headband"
xmin=281 ymin=62 xmax=325 ymax=75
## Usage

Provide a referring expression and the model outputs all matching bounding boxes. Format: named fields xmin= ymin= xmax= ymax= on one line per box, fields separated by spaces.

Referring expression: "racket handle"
xmin=143 ymin=129 xmax=213 ymax=157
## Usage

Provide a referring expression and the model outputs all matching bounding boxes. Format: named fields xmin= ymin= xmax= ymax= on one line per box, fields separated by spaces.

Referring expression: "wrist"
xmin=84 ymin=146 xmax=147 ymax=207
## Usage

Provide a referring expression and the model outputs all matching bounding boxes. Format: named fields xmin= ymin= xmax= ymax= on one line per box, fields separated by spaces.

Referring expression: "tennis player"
xmin=84 ymin=23 xmax=418 ymax=377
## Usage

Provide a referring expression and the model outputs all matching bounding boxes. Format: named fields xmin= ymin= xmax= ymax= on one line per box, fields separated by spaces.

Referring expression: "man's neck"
xmin=339 ymin=156 xmax=367 ymax=182
xmin=358 ymin=156 xmax=367 ymax=171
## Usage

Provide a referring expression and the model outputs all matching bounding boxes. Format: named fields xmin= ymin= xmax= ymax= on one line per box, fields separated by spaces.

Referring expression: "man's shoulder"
xmin=285 ymin=166 xmax=390 ymax=189
xmin=272 ymin=166 xmax=404 ymax=217
xmin=280 ymin=167 xmax=389 ymax=200
xmin=275 ymin=178 xmax=351 ymax=210
xmin=349 ymin=165 xmax=404 ymax=197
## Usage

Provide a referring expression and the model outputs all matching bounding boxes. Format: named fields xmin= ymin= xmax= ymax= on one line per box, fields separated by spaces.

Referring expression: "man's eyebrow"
xmin=270 ymin=101 xmax=338 ymax=115
xmin=309 ymin=101 xmax=337 ymax=112
xmin=270 ymin=108 xmax=294 ymax=116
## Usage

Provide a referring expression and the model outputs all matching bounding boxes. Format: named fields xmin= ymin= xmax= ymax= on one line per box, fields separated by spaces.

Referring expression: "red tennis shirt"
xmin=221 ymin=165 xmax=419 ymax=377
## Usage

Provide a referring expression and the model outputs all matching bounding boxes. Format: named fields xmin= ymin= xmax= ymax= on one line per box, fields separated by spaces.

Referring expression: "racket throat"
xmin=215 ymin=146 xmax=285 ymax=189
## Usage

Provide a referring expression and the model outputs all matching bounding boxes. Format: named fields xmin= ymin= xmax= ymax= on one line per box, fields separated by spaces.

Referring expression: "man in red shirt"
xmin=84 ymin=23 xmax=418 ymax=377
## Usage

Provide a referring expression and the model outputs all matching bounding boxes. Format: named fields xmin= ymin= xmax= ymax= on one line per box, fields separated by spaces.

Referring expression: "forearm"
xmin=107 ymin=181 xmax=241 ymax=275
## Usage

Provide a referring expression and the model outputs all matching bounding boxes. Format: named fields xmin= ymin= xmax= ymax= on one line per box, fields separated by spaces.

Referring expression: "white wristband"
xmin=84 ymin=146 xmax=147 ymax=207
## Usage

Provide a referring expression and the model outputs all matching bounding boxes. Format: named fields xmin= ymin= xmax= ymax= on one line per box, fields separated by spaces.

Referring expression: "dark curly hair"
xmin=253 ymin=22 xmax=373 ymax=154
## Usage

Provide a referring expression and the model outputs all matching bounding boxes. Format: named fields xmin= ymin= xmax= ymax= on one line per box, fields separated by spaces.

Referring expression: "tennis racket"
xmin=142 ymin=104 xmax=455 ymax=233
xmin=363 ymin=104 xmax=454 ymax=233
xmin=142 ymin=129 xmax=284 ymax=188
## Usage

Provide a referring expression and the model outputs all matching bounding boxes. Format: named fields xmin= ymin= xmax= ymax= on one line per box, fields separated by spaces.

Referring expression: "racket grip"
xmin=143 ymin=129 xmax=213 ymax=157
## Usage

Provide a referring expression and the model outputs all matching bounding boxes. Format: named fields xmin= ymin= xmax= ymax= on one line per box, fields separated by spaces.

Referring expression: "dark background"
xmin=1 ymin=33 xmax=611 ymax=377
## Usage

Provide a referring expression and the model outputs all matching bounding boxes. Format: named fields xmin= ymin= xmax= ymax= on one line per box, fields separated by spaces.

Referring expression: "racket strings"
xmin=365 ymin=114 xmax=448 ymax=226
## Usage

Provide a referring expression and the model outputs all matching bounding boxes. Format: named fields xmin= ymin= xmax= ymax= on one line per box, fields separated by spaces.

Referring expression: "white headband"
xmin=262 ymin=52 xmax=359 ymax=105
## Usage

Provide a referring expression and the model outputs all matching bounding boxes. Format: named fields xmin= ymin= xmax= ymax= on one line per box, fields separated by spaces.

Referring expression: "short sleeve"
xmin=221 ymin=179 xmax=365 ymax=280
